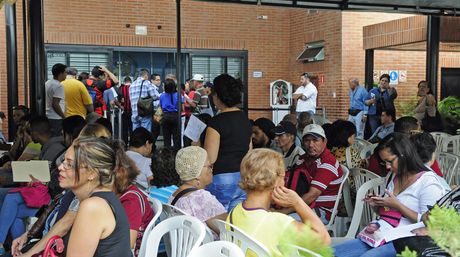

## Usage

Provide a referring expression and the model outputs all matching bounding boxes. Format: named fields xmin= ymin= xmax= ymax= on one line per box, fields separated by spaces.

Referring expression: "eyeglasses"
xmin=61 ymin=160 xmax=75 ymax=170
xmin=380 ymin=156 xmax=398 ymax=167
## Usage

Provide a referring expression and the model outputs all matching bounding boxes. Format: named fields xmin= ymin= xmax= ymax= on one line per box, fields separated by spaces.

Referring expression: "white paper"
xmin=383 ymin=222 xmax=425 ymax=242
xmin=184 ymin=115 xmax=207 ymax=142
xmin=12 ymin=160 xmax=51 ymax=182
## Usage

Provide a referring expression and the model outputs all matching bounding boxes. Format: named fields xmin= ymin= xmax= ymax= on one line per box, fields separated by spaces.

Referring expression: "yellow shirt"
xmin=62 ymin=78 xmax=93 ymax=118
xmin=228 ymin=203 xmax=295 ymax=257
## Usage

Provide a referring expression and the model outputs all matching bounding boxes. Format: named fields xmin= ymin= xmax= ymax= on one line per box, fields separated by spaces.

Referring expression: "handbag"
xmin=421 ymin=108 xmax=443 ymax=132
xmin=9 ymin=182 xmax=51 ymax=208
xmin=137 ymin=80 xmax=154 ymax=117
xmin=31 ymin=235 xmax=65 ymax=257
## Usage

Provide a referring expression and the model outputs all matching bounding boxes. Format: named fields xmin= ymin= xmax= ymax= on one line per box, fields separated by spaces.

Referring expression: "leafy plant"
xmin=398 ymin=96 xmax=418 ymax=117
xmin=278 ymin=223 xmax=334 ymax=257
xmin=438 ymin=96 xmax=460 ymax=134
xmin=397 ymin=247 xmax=417 ymax=257
xmin=426 ymin=206 xmax=460 ymax=256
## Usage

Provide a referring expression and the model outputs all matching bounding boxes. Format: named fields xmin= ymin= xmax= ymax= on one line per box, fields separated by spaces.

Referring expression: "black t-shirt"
xmin=207 ymin=110 xmax=252 ymax=174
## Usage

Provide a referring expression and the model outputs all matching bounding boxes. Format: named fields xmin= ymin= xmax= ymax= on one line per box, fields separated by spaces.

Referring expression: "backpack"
xmin=285 ymin=158 xmax=311 ymax=198
xmin=83 ymin=79 xmax=99 ymax=107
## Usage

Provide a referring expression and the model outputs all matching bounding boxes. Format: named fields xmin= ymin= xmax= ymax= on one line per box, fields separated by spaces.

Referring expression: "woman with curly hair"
xmin=230 ymin=148 xmax=330 ymax=257
xmin=149 ymin=147 xmax=180 ymax=203
xmin=204 ymin=74 xmax=252 ymax=211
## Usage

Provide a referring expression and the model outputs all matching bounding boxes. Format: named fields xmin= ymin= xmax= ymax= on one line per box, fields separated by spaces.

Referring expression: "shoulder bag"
xmin=137 ymin=80 xmax=154 ymax=117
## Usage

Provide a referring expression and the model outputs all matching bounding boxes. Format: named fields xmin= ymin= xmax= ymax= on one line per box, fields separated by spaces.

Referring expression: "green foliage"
xmin=397 ymin=247 xmax=417 ymax=257
xmin=426 ymin=206 xmax=460 ymax=257
xmin=398 ymin=96 xmax=418 ymax=117
xmin=438 ymin=96 xmax=460 ymax=119
xmin=278 ymin=223 xmax=334 ymax=257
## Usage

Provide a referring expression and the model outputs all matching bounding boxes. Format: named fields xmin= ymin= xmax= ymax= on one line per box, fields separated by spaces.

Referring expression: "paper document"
xmin=12 ymin=160 xmax=51 ymax=182
xmin=383 ymin=222 xmax=425 ymax=242
xmin=184 ymin=115 xmax=207 ymax=142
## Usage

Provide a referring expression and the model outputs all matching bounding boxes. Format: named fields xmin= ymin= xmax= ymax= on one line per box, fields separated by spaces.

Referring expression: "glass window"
xmin=46 ymin=52 xmax=66 ymax=79
xmin=45 ymin=51 xmax=109 ymax=80
xmin=191 ymin=56 xmax=243 ymax=82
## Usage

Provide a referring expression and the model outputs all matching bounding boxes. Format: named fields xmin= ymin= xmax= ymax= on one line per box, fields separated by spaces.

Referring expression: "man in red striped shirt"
xmin=288 ymin=124 xmax=344 ymax=224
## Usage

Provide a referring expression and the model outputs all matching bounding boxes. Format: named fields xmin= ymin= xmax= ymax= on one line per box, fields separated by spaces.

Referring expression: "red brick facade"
xmin=0 ymin=1 xmax=458 ymax=137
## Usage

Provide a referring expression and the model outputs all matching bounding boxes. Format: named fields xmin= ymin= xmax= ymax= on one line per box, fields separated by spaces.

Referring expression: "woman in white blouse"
xmin=334 ymin=133 xmax=447 ymax=257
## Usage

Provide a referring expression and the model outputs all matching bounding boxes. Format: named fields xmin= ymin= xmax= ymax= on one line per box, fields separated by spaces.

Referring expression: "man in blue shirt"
xmin=366 ymin=74 xmax=398 ymax=134
xmin=368 ymin=109 xmax=395 ymax=143
xmin=129 ymin=69 xmax=160 ymax=132
xmin=348 ymin=78 xmax=369 ymax=139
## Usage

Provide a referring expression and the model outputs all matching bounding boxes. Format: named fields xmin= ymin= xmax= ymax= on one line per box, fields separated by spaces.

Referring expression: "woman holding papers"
xmin=204 ymin=74 xmax=252 ymax=211
xmin=334 ymin=133 xmax=447 ymax=257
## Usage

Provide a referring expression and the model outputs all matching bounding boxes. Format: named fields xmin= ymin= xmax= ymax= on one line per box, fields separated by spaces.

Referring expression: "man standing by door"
xmin=348 ymin=78 xmax=369 ymax=139
xmin=293 ymin=72 xmax=317 ymax=116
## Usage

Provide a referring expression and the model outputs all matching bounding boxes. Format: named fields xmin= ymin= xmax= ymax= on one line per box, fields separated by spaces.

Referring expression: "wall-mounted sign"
xmin=135 ymin=25 xmax=148 ymax=35
xmin=389 ymin=70 xmax=399 ymax=85
xmin=399 ymin=70 xmax=407 ymax=82
xmin=253 ymin=71 xmax=263 ymax=78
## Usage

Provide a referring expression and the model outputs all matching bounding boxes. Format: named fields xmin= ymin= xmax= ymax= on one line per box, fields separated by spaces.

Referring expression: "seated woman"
xmin=169 ymin=146 xmax=227 ymax=235
xmin=149 ymin=147 xmax=179 ymax=204
xmin=334 ymin=133 xmax=446 ymax=257
xmin=114 ymin=149 xmax=154 ymax=257
xmin=327 ymin=119 xmax=366 ymax=169
xmin=410 ymin=132 xmax=444 ymax=178
xmin=126 ymin=127 xmax=154 ymax=189
xmin=231 ymin=148 xmax=330 ymax=257
xmin=61 ymin=137 xmax=131 ymax=257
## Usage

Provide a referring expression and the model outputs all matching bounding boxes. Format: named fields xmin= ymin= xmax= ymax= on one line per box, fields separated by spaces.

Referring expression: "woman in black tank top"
xmin=58 ymin=137 xmax=132 ymax=257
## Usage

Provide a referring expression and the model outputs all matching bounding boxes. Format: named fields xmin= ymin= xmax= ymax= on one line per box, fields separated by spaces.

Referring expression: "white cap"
xmin=302 ymin=124 xmax=326 ymax=139
xmin=191 ymin=74 xmax=204 ymax=82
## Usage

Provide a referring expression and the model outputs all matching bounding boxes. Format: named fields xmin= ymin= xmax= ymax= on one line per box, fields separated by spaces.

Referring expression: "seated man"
xmin=282 ymin=124 xmax=343 ymax=224
xmin=368 ymin=109 xmax=395 ymax=144
xmin=252 ymin=118 xmax=277 ymax=150
xmin=273 ymin=121 xmax=304 ymax=170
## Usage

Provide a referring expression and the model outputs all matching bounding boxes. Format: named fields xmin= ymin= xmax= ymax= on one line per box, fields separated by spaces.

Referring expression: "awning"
xmin=197 ymin=0 xmax=460 ymax=15
xmin=297 ymin=41 xmax=325 ymax=62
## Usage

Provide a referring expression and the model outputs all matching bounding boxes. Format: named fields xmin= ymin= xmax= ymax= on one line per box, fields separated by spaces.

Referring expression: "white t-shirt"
xmin=45 ymin=79 xmax=65 ymax=119
xmin=294 ymin=82 xmax=317 ymax=113
xmin=387 ymin=171 xmax=446 ymax=227
xmin=126 ymin=150 xmax=153 ymax=188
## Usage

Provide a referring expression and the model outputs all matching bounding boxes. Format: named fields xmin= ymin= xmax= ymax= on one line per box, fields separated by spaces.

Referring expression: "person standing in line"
xmin=45 ymin=63 xmax=67 ymax=136
xmin=159 ymin=78 xmax=183 ymax=150
xmin=366 ymin=74 xmax=397 ymax=135
xmin=191 ymin=74 xmax=211 ymax=115
xmin=293 ymin=73 xmax=317 ymax=116
xmin=150 ymin=74 xmax=162 ymax=144
xmin=348 ymin=78 xmax=369 ymax=139
xmin=130 ymin=69 xmax=160 ymax=132
xmin=62 ymin=67 xmax=94 ymax=119
xmin=83 ymin=66 xmax=119 ymax=117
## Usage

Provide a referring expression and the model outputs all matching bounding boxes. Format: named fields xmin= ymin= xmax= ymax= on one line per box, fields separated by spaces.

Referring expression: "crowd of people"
xmin=0 ymin=68 xmax=456 ymax=257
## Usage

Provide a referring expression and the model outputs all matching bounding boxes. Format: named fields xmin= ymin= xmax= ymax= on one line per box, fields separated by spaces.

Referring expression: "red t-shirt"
xmin=120 ymin=185 xmax=154 ymax=257
xmin=430 ymin=160 xmax=443 ymax=177
xmin=301 ymin=148 xmax=344 ymax=219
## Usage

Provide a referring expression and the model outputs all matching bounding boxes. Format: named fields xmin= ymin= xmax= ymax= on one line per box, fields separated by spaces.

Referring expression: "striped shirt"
xmin=302 ymin=148 xmax=343 ymax=219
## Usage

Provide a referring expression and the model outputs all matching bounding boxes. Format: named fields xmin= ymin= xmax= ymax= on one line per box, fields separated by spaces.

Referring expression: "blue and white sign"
xmin=389 ymin=70 xmax=399 ymax=85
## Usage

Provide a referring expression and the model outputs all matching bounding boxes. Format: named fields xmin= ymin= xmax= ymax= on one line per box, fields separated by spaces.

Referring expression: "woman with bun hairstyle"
xmin=204 ymin=74 xmax=252 ymax=211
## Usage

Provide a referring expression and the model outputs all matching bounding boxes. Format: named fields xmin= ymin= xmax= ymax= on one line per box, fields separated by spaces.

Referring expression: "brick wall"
xmin=0 ymin=1 xmax=459 ymax=137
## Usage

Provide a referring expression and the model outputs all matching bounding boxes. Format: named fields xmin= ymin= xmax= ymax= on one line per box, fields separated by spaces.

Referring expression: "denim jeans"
xmin=132 ymin=116 xmax=153 ymax=133
xmin=0 ymin=187 xmax=10 ymax=207
xmin=349 ymin=111 xmax=365 ymax=139
xmin=207 ymin=172 xmax=246 ymax=212
xmin=334 ymin=239 xmax=396 ymax=257
xmin=368 ymin=115 xmax=381 ymax=135
xmin=0 ymin=192 xmax=38 ymax=243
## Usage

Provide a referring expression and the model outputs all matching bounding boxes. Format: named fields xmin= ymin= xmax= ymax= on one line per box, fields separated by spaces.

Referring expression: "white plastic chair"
xmin=283 ymin=244 xmax=323 ymax=257
xmin=430 ymin=132 xmax=451 ymax=158
xmin=442 ymin=135 xmax=460 ymax=156
xmin=359 ymin=143 xmax=378 ymax=160
xmin=161 ymin=203 xmax=215 ymax=243
xmin=351 ymin=168 xmax=381 ymax=191
xmin=143 ymin=215 xmax=206 ymax=257
xmin=324 ymin=165 xmax=350 ymax=237
xmin=187 ymin=241 xmax=245 ymax=257
xmin=138 ymin=197 xmax=163 ymax=257
xmin=331 ymin=177 xmax=386 ymax=246
xmin=438 ymin=152 xmax=460 ymax=186
xmin=213 ymin=219 xmax=271 ymax=257
xmin=352 ymin=138 xmax=371 ymax=156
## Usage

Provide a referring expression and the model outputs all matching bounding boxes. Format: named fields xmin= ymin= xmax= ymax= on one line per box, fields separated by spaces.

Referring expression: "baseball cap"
xmin=273 ymin=121 xmax=297 ymax=136
xmin=302 ymin=124 xmax=326 ymax=139
xmin=191 ymin=74 xmax=204 ymax=81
